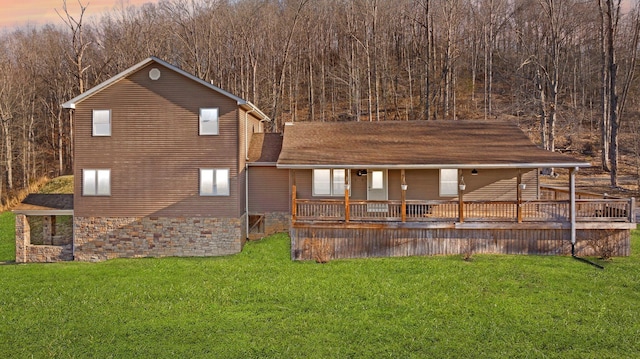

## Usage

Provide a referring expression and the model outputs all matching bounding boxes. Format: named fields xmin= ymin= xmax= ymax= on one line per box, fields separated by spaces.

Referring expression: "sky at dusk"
xmin=0 ymin=0 xmax=159 ymax=29
xmin=1 ymin=0 xmax=636 ymax=31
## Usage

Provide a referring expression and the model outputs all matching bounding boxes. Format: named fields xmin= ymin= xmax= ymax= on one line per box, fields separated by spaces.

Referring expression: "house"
xmin=15 ymin=57 xmax=279 ymax=262
xmin=275 ymin=121 xmax=636 ymax=260
xmin=13 ymin=58 xmax=636 ymax=263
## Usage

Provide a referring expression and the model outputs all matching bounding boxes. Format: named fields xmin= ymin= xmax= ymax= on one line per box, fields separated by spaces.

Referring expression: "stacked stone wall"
xmin=25 ymin=245 xmax=73 ymax=262
xmin=264 ymin=212 xmax=290 ymax=236
xmin=73 ymin=216 xmax=246 ymax=262
xmin=15 ymin=214 xmax=29 ymax=263
xmin=15 ymin=214 xmax=73 ymax=263
xmin=248 ymin=212 xmax=290 ymax=240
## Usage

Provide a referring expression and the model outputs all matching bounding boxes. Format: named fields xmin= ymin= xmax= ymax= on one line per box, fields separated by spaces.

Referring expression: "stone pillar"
xmin=15 ymin=214 xmax=30 ymax=263
xmin=43 ymin=216 xmax=55 ymax=245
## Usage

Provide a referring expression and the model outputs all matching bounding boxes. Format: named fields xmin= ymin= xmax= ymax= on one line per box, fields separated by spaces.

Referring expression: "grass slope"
xmin=38 ymin=175 xmax=74 ymax=194
xmin=0 ymin=215 xmax=639 ymax=357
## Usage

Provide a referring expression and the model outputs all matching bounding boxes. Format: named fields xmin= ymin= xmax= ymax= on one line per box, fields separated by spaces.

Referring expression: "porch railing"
xmin=293 ymin=198 xmax=635 ymax=223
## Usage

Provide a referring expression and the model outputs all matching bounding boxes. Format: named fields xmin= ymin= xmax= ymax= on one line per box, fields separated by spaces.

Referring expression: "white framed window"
xmin=92 ymin=110 xmax=111 ymax=136
xmin=200 ymin=168 xmax=230 ymax=196
xmin=199 ymin=108 xmax=219 ymax=135
xmin=440 ymin=169 xmax=458 ymax=197
xmin=313 ymin=169 xmax=350 ymax=197
xmin=371 ymin=170 xmax=384 ymax=189
xmin=83 ymin=169 xmax=111 ymax=196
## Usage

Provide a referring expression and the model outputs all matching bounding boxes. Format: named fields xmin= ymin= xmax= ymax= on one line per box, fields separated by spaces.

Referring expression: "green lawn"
xmin=0 ymin=212 xmax=16 ymax=262
xmin=1 ymin=212 xmax=639 ymax=358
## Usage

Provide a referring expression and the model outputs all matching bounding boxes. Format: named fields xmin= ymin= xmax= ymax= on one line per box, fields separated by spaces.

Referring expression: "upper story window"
xmin=83 ymin=169 xmax=111 ymax=196
xmin=200 ymin=168 xmax=230 ymax=196
xmin=199 ymin=108 xmax=219 ymax=135
xmin=92 ymin=110 xmax=111 ymax=136
xmin=439 ymin=169 xmax=458 ymax=197
xmin=313 ymin=169 xmax=349 ymax=197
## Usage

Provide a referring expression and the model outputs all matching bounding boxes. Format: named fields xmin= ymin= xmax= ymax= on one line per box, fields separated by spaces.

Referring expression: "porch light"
xmin=401 ymin=184 xmax=408 ymax=191
xmin=519 ymin=183 xmax=526 ymax=190
xmin=459 ymin=176 xmax=466 ymax=191
xmin=471 ymin=169 xmax=478 ymax=175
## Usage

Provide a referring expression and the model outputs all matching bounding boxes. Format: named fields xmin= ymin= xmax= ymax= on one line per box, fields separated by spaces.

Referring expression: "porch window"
xmin=371 ymin=170 xmax=384 ymax=189
xmin=199 ymin=108 xmax=219 ymax=135
xmin=200 ymin=168 xmax=229 ymax=196
xmin=313 ymin=169 xmax=349 ymax=196
xmin=83 ymin=169 xmax=111 ymax=196
xmin=439 ymin=169 xmax=458 ymax=197
xmin=92 ymin=110 xmax=111 ymax=136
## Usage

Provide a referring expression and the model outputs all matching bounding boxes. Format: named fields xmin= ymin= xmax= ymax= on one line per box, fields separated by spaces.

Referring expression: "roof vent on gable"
xmin=149 ymin=68 xmax=161 ymax=80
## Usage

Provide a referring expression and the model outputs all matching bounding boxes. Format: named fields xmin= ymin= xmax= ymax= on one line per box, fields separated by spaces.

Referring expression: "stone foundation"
xmin=248 ymin=212 xmax=290 ymax=240
xmin=73 ymin=215 xmax=247 ymax=262
xmin=264 ymin=212 xmax=290 ymax=236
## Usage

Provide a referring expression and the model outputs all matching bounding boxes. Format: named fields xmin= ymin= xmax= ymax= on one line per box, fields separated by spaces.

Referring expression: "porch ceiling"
xmin=277 ymin=120 xmax=590 ymax=169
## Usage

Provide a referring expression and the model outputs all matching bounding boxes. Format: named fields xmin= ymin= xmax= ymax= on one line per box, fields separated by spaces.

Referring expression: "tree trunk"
xmin=423 ymin=0 xmax=431 ymax=120
xmin=609 ymin=62 xmax=619 ymax=187
xmin=270 ymin=0 xmax=308 ymax=130
xmin=1 ymin=120 xmax=13 ymax=191
xmin=599 ymin=0 xmax=611 ymax=172
xmin=535 ymin=68 xmax=548 ymax=150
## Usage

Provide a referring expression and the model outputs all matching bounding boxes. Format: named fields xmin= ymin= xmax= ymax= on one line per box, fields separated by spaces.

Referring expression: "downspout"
xmin=69 ymin=108 xmax=76 ymax=260
xmin=570 ymin=167 xmax=604 ymax=269
xmin=243 ymin=102 xmax=271 ymax=240
xmin=570 ymin=167 xmax=576 ymax=256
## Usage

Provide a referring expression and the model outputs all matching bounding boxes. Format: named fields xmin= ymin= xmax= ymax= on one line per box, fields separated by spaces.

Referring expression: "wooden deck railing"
xmin=293 ymin=198 xmax=635 ymax=223
xmin=540 ymin=184 xmax=620 ymax=200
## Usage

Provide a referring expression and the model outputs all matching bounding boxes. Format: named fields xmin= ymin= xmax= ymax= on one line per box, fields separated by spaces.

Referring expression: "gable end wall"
xmin=73 ymin=62 xmax=243 ymax=218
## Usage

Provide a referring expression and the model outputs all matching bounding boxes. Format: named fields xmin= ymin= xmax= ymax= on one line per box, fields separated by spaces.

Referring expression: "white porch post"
xmin=570 ymin=167 xmax=577 ymax=255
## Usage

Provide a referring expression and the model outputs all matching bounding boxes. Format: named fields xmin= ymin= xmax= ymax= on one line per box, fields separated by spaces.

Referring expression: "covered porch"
xmin=289 ymin=167 xmax=636 ymax=260
xmin=277 ymin=121 xmax=636 ymax=260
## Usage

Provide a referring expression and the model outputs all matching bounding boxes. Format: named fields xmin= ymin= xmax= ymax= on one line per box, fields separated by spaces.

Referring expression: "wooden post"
xmin=458 ymin=170 xmax=464 ymax=223
xmin=401 ymin=169 xmax=406 ymax=222
xmin=291 ymin=170 xmax=297 ymax=224
xmin=629 ymin=197 xmax=636 ymax=223
xmin=517 ymin=170 xmax=523 ymax=223
xmin=345 ymin=170 xmax=350 ymax=222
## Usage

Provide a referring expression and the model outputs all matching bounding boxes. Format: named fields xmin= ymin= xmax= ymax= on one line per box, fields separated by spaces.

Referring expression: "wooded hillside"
xmin=1 ymin=0 xmax=639 ymax=206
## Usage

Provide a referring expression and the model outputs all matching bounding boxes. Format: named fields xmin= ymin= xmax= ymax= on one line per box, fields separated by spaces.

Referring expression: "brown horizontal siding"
xmin=294 ymin=169 xmax=367 ymax=201
xmin=291 ymin=226 xmax=630 ymax=260
xmin=74 ymin=62 xmax=241 ymax=217
xmin=248 ymin=166 xmax=290 ymax=212
xmin=463 ymin=169 xmax=537 ymax=201
xmin=294 ymin=168 xmax=538 ymax=202
xmin=237 ymin=108 xmax=262 ymax=214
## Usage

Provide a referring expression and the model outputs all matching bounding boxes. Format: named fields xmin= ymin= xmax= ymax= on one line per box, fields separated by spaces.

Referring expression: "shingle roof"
xmin=248 ymin=133 xmax=283 ymax=163
xmin=276 ymin=120 xmax=590 ymax=169
xmin=13 ymin=194 xmax=74 ymax=215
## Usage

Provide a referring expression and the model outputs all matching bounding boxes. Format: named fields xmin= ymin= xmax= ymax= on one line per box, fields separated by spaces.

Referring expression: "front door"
xmin=367 ymin=169 xmax=388 ymax=212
